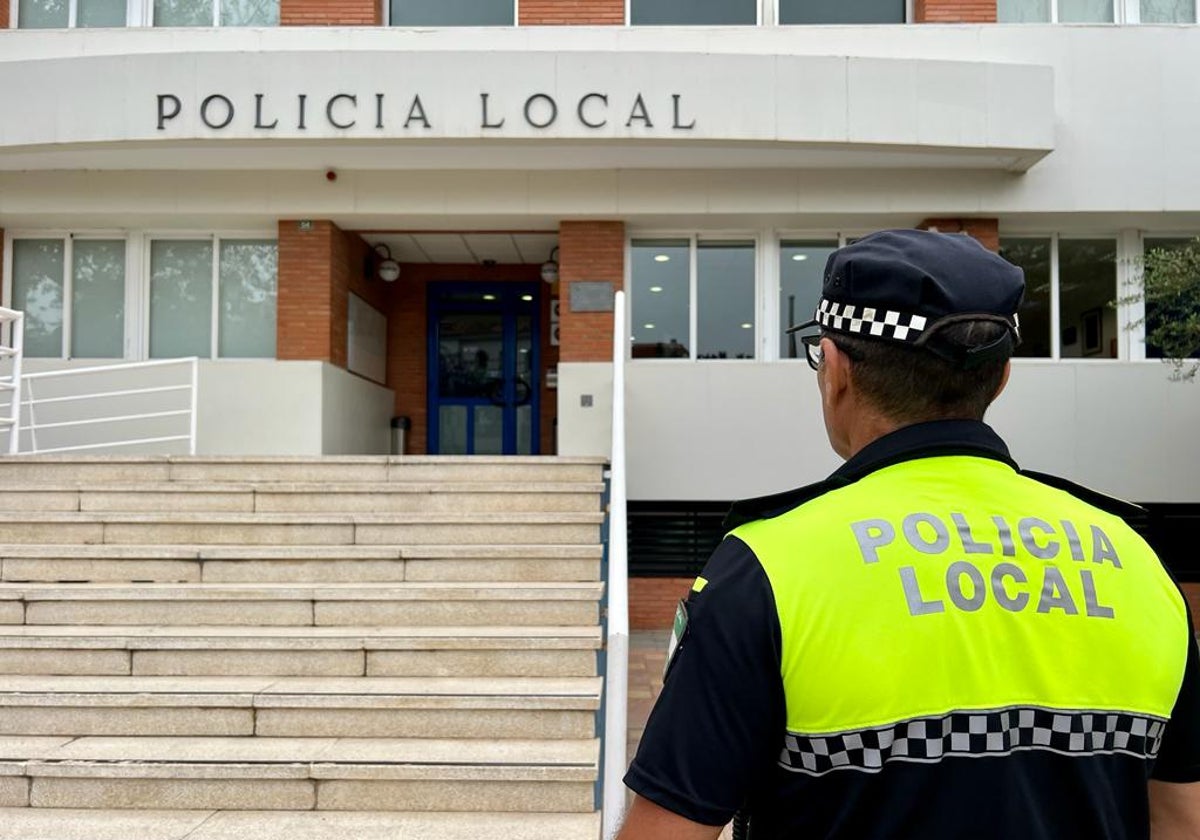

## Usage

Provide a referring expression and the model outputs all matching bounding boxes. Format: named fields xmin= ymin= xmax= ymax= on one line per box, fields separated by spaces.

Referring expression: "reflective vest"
xmin=731 ymin=454 xmax=1189 ymax=775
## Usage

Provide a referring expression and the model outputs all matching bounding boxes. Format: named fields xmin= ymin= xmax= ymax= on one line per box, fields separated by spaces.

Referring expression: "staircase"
xmin=0 ymin=456 xmax=607 ymax=840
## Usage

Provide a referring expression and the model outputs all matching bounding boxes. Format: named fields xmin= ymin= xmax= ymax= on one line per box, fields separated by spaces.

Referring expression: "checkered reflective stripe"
xmin=815 ymin=298 xmax=928 ymax=342
xmin=779 ymin=707 xmax=1167 ymax=777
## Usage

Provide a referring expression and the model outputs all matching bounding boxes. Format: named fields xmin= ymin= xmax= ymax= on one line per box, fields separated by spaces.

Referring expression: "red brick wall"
xmin=386 ymin=263 xmax=558 ymax=455
xmin=558 ymin=221 xmax=625 ymax=363
xmin=520 ymin=0 xmax=624 ymax=24
xmin=277 ymin=220 xmax=388 ymax=367
xmin=918 ymin=218 xmax=1000 ymax=252
xmin=0 ymin=3 xmax=9 ymax=27
xmin=1181 ymin=584 xmax=1200 ymax=630
xmin=631 ymin=577 xmax=692 ymax=630
xmin=280 ymin=0 xmax=381 ymax=25
xmin=914 ymin=0 xmax=997 ymax=21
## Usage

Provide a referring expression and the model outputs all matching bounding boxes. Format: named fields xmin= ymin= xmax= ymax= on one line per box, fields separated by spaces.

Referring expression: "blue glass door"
xmin=428 ymin=284 xmax=540 ymax=455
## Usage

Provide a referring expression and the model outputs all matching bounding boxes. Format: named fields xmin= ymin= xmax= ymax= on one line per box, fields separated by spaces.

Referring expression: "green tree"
xmin=1130 ymin=238 xmax=1200 ymax=381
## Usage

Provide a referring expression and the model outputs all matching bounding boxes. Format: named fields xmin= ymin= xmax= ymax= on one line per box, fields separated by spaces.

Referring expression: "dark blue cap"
xmin=788 ymin=229 xmax=1025 ymax=369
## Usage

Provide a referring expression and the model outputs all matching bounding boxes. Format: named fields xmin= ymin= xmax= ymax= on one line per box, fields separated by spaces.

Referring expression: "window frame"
xmin=995 ymin=0 xmax=1199 ymax=23
xmin=149 ymin=0 xmax=280 ymax=27
xmin=12 ymin=0 xmax=139 ymax=27
xmin=626 ymin=231 xmax=762 ymax=362
xmin=142 ymin=230 xmax=278 ymax=361
xmin=383 ymin=0 xmax=520 ymax=27
xmin=2 ymin=229 xmax=134 ymax=360
xmin=772 ymin=0 xmax=911 ymax=26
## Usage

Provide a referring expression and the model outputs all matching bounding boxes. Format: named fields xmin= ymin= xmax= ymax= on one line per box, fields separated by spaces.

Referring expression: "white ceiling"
xmin=363 ymin=232 xmax=558 ymax=265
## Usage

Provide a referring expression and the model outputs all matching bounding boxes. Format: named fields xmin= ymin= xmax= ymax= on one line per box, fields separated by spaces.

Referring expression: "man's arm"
xmin=616 ymin=794 xmax=725 ymax=840
xmin=1149 ymin=780 xmax=1200 ymax=839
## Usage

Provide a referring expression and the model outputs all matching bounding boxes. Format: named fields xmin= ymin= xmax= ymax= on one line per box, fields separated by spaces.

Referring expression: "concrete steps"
xmin=0 ymin=676 xmax=601 ymax=738
xmin=0 ymin=808 xmax=602 ymax=840
xmin=0 ymin=736 xmax=599 ymax=812
xmin=0 ymin=455 xmax=607 ymax=835
xmin=0 ymin=544 xmax=603 ymax=584
xmin=0 ymin=582 xmax=603 ymax=626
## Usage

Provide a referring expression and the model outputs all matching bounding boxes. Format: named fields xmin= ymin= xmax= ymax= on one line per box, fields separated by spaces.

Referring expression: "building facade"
xmin=3 ymin=0 xmax=1200 ymax=623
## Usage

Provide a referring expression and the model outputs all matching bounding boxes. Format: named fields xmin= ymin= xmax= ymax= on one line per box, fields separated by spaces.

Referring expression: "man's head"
xmin=788 ymin=229 xmax=1025 ymax=458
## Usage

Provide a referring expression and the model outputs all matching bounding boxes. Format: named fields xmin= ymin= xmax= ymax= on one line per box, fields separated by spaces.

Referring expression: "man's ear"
xmin=820 ymin=336 xmax=851 ymax=408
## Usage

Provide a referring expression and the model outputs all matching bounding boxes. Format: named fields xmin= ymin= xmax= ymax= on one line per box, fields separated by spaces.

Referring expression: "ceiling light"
xmin=740 ymin=323 xmax=753 ymax=329
xmin=483 ymin=294 xmax=497 ymax=301
xmin=644 ymin=323 xmax=656 ymax=329
xmin=520 ymin=294 xmax=533 ymax=301
xmin=649 ymin=286 xmax=663 ymax=293
xmin=654 ymin=254 xmax=670 ymax=263
xmin=791 ymin=254 xmax=809 ymax=262
xmin=540 ymin=246 xmax=559 ymax=285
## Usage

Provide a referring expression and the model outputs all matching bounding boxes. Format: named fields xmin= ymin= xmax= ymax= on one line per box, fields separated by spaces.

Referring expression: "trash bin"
xmin=390 ymin=416 xmax=411 ymax=456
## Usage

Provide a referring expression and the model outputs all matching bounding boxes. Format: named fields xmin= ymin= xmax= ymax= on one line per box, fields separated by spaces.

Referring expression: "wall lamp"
xmin=541 ymin=246 xmax=560 ymax=285
xmin=367 ymin=243 xmax=402 ymax=283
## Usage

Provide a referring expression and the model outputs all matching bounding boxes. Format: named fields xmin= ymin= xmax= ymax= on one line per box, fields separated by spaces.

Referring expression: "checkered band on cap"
xmin=816 ymin=298 xmax=929 ymax=342
xmin=779 ymin=707 xmax=1166 ymax=777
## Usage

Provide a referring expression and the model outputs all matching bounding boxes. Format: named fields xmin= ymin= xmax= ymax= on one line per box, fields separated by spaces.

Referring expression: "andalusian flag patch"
xmin=663 ymin=598 xmax=689 ymax=679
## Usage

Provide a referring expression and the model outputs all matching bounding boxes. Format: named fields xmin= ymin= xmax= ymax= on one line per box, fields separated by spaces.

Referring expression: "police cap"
xmin=788 ymin=229 xmax=1025 ymax=369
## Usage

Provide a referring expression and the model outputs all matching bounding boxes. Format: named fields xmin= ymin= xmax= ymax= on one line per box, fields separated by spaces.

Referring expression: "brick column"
xmin=277 ymin=220 xmax=387 ymax=365
xmin=913 ymin=0 xmax=996 ymax=21
xmin=520 ymin=0 xmax=624 ymax=24
xmin=280 ymin=0 xmax=381 ymax=25
xmin=918 ymin=218 xmax=1000 ymax=252
xmin=0 ymin=3 xmax=9 ymax=27
xmin=558 ymin=221 xmax=625 ymax=363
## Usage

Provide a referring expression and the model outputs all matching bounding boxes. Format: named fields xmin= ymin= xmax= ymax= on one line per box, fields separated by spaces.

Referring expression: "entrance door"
xmin=428 ymin=284 xmax=540 ymax=455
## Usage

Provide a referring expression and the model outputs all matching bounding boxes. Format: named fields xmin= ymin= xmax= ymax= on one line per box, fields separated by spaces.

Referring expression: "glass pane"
xmin=220 ymin=0 xmax=279 ymax=25
xmin=154 ymin=0 xmax=213 ymax=26
xmin=697 ymin=241 xmax=755 ymax=360
xmin=631 ymin=239 xmax=690 ymax=359
xmin=630 ymin=0 xmax=756 ymax=25
xmin=516 ymin=406 xmax=532 ymax=455
xmin=150 ymin=240 xmax=213 ymax=358
xmin=78 ymin=0 xmax=127 ymax=25
xmin=1142 ymin=0 xmax=1195 ymax=20
xmin=1059 ymin=239 xmax=1117 ymax=359
xmin=473 ymin=406 xmax=503 ymax=455
xmin=390 ymin=0 xmax=513 ymax=25
xmin=780 ymin=240 xmax=837 ymax=359
xmin=438 ymin=406 xmax=468 ymax=455
xmin=438 ymin=313 xmax=504 ymax=398
xmin=779 ymin=0 xmax=905 ymax=24
xmin=11 ymin=240 xmax=64 ymax=358
xmin=516 ymin=314 xmax=534 ymax=455
xmin=17 ymin=0 xmax=68 ymax=27
xmin=1058 ymin=0 xmax=1113 ymax=21
xmin=997 ymin=0 xmax=1050 ymax=20
xmin=71 ymin=240 xmax=125 ymax=358
xmin=218 ymin=240 xmax=277 ymax=358
xmin=998 ymin=238 xmax=1052 ymax=358
xmin=1142 ymin=238 xmax=1200 ymax=359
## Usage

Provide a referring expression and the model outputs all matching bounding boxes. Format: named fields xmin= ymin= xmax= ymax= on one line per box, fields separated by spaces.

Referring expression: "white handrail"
xmin=602 ymin=289 xmax=630 ymax=839
xmin=5 ymin=357 xmax=199 ymax=456
xmin=0 ymin=308 xmax=24 ymax=456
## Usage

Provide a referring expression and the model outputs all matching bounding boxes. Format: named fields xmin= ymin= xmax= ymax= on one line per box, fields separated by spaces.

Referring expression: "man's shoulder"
xmin=1017 ymin=469 xmax=1147 ymax=525
xmin=724 ymin=477 xmax=850 ymax=531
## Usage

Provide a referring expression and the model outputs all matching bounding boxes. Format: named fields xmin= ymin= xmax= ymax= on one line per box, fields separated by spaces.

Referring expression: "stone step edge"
xmin=0 ymin=482 xmax=606 ymax=494
xmin=0 ymin=513 xmax=605 ymax=525
xmin=0 ymin=582 xmax=605 ymax=601
xmin=0 ymin=456 xmax=608 ymax=465
xmin=0 ymin=544 xmax=603 ymax=559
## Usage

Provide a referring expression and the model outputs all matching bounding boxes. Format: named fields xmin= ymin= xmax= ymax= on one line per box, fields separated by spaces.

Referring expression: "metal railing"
xmin=602 ymin=290 xmax=630 ymax=839
xmin=0 ymin=308 xmax=25 ymax=456
xmin=2 ymin=357 xmax=199 ymax=456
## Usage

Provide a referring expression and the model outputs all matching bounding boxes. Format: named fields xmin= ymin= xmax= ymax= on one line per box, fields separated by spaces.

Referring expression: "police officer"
xmin=617 ymin=229 xmax=1200 ymax=840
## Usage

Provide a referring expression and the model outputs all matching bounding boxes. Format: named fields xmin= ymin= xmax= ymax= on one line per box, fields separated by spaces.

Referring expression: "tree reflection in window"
xmin=150 ymin=240 xmax=213 ymax=358
xmin=11 ymin=240 xmax=65 ymax=358
xmin=218 ymin=240 xmax=278 ymax=358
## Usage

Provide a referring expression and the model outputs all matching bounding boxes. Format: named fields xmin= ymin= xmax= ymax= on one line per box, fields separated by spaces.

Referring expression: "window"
xmin=998 ymin=238 xmax=1052 ymax=358
xmin=629 ymin=0 xmax=757 ymax=25
xmin=1142 ymin=237 xmax=1200 ymax=360
xmin=630 ymin=237 xmax=757 ymax=360
xmin=153 ymin=0 xmax=279 ymax=26
xmin=778 ymin=0 xmax=905 ymax=24
xmin=997 ymin=0 xmax=1197 ymax=21
xmin=1000 ymin=235 xmax=1118 ymax=359
xmin=9 ymin=237 xmax=125 ymax=358
xmin=779 ymin=240 xmax=836 ymax=359
xmin=389 ymin=0 xmax=513 ymax=25
xmin=149 ymin=238 xmax=277 ymax=359
xmin=16 ymin=0 xmax=127 ymax=27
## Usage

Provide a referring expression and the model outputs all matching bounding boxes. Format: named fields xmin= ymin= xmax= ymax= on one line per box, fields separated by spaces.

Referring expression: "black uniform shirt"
xmin=624 ymin=420 xmax=1200 ymax=839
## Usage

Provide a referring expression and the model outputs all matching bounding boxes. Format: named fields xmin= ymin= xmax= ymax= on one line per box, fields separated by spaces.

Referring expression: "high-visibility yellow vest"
xmin=731 ymin=455 xmax=1188 ymax=760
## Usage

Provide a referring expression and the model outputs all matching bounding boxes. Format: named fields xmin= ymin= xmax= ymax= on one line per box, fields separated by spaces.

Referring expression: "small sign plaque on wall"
xmin=569 ymin=282 xmax=615 ymax=312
